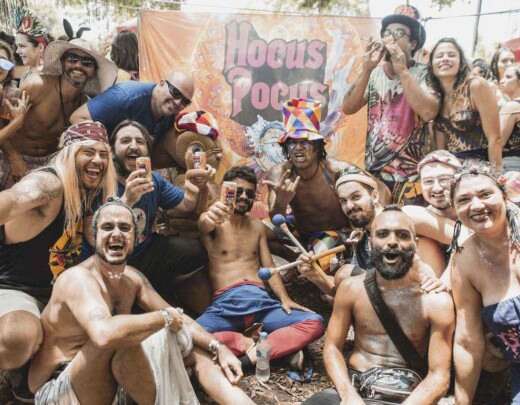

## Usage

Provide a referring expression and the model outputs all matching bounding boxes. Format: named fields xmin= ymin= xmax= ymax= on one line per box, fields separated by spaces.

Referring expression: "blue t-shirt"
xmin=122 ymin=172 xmax=184 ymax=257
xmin=87 ymin=81 xmax=174 ymax=140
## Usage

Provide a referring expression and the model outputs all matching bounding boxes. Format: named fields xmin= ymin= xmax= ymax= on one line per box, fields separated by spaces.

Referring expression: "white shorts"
xmin=0 ymin=289 xmax=43 ymax=318
xmin=35 ymin=363 xmax=79 ymax=405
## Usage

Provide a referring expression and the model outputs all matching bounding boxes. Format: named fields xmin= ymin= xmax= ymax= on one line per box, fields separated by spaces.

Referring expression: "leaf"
xmin=63 ymin=18 xmax=74 ymax=39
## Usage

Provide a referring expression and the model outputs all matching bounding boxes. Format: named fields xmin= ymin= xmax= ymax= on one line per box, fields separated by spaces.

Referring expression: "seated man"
xmin=264 ymin=98 xmax=391 ymax=273
xmin=29 ymin=198 xmax=253 ymax=404
xmin=303 ymin=207 xmax=454 ymax=404
xmin=103 ymin=118 xmax=212 ymax=313
xmin=198 ymin=166 xmax=324 ymax=370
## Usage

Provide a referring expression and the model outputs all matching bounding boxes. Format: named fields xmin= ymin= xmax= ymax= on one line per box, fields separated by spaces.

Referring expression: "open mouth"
xmin=107 ymin=241 xmax=125 ymax=254
xmin=383 ymin=252 xmax=401 ymax=265
xmin=85 ymin=167 xmax=101 ymax=181
xmin=293 ymin=153 xmax=306 ymax=162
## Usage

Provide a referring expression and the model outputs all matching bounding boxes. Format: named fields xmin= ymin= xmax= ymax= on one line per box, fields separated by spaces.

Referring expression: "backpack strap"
xmin=364 ymin=269 xmax=427 ymax=375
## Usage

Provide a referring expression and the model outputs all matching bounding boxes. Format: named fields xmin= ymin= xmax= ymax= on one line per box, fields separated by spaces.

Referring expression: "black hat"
xmin=381 ymin=5 xmax=426 ymax=51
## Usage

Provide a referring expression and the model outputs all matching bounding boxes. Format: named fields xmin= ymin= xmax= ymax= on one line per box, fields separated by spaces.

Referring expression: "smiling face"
xmin=337 ymin=181 xmax=377 ymax=229
xmin=233 ymin=178 xmax=256 ymax=215
xmin=113 ymin=125 xmax=149 ymax=174
xmin=420 ymin=162 xmax=456 ymax=210
xmin=15 ymin=33 xmax=43 ymax=67
xmin=370 ymin=210 xmax=416 ymax=280
xmin=75 ymin=142 xmax=110 ymax=190
xmin=61 ymin=49 xmax=97 ymax=88
xmin=500 ymin=65 xmax=520 ymax=98
xmin=453 ymin=175 xmax=507 ymax=235
xmin=95 ymin=204 xmax=135 ymax=266
xmin=153 ymin=73 xmax=193 ymax=118
xmin=432 ymin=41 xmax=461 ymax=80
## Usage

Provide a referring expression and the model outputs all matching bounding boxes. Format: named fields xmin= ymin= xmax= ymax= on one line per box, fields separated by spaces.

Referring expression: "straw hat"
xmin=41 ymin=39 xmax=117 ymax=95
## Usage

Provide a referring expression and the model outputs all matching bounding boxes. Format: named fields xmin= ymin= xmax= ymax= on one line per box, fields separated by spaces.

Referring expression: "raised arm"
xmin=323 ymin=279 xmax=365 ymax=405
xmin=404 ymin=293 xmax=454 ymax=404
xmin=264 ymin=167 xmax=300 ymax=218
xmin=0 ymin=170 xmax=62 ymax=225
xmin=342 ymin=39 xmax=384 ymax=115
xmin=471 ymin=78 xmax=502 ymax=169
xmin=198 ymin=201 xmax=230 ymax=235
xmin=451 ymin=256 xmax=485 ymax=404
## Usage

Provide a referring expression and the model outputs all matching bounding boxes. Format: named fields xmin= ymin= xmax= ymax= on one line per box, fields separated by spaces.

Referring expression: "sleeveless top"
xmin=0 ymin=169 xmax=65 ymax=302
xmin=504 ymin=99 xmax=520 ymax=157
xmin=435 ymin=78 xmax=488 ymax=160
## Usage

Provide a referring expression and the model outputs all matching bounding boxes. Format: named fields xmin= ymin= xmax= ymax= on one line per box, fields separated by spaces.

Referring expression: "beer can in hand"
xmin=192 ymin=151 xmax=207 ymax=170
xmin=220 ymin=181 xmax=237 ymax=208
xmin=136 ymin=157 xmax=152 ymax=181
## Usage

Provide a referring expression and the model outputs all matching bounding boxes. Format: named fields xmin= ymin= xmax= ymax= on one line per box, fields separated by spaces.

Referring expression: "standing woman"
xmin=499 ymin=64 xmax=520 ymax=171
xmin=490 ymin=47 xmax=516 ymax=84
xmin=14 ymin=8 xmax=51 ymax=84
xmin=427 ymin=37 xmax=502 ymax=170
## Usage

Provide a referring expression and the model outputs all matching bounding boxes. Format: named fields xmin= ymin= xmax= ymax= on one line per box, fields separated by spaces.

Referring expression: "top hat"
xmin=279 ymin=98 xmax=324 ymax=144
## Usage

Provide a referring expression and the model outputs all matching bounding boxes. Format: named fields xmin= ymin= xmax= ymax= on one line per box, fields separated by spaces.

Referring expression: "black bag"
xmin=360 ymin=269 xmax=427 ymax=403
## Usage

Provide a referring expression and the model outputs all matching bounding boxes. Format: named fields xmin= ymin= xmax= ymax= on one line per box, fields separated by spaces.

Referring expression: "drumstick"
xmin=258 ymin=245 xmax=346 ymax=281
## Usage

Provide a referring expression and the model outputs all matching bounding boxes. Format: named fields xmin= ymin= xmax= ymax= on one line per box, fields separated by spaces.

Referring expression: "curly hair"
xmin=223 ymin=165 xmax=257 ymax=187
xmin=281 ymin=139 xmax=327 ymax=161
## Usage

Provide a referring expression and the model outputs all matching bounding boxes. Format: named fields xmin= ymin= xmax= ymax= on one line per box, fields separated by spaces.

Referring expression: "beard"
xmin=371 ymin=245 xmax=415 ymax=280
xmin=348 ymin=202 xmax=375 ymax=228
xmin=113 ymin=157 xmax=131 ymax=177
xmin=234 ymin=198 xmax=254 ymax=215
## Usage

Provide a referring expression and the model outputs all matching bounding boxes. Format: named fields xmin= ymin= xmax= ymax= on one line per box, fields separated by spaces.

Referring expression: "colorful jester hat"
xmin=279 ymin=98 xmax=324 ymax=143
xmin=16 ymin=7 xmax=50 ymax=46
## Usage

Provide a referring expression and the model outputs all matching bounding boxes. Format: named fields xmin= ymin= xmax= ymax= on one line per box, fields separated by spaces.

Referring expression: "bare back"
xmin=29 ymin=258 xmax=139 ymax=391
xmin=201 ymin=216 xmax=265 ymax=290
xmin=11 ymin=76 xmax=86 ymax=156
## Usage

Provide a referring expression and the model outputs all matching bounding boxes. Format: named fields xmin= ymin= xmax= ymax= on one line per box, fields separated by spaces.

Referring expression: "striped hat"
xmin=279 ymin=98 xmax=323 ymax=143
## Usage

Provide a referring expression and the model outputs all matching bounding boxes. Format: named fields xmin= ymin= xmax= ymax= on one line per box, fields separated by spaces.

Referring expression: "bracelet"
xmin=208 ymin=339 xmax=221 ymax=361
xmin=159 ymin=308 xmax=173 ymax=329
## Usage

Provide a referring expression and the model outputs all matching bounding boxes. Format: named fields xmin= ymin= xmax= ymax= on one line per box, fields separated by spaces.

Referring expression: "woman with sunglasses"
xmin=499 ymin=64 xmax=520 ymax=171
xmin=427 ymin=38 xmax=501 ymax=170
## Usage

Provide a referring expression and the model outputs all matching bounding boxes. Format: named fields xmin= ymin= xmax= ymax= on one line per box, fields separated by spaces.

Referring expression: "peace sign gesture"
xmin=263 ymin=169 xmax=301 ymax=207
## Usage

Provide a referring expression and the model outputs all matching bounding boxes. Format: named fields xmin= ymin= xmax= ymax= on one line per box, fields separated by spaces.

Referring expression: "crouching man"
xmin=29 ymin=198 xmax=253 ymax=404
xmin=198 ymin=166 xmax=324 ymax=371
xmin=303 ymin=207 xmax=454 ymax=404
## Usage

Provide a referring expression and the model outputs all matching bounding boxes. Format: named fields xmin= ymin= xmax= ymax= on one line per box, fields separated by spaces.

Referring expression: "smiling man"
xmin=71 ymin=70 xmax=194 ymax=169
xmin=0 ymin=121 xmax=117 ymax=401
xmin=303 ymin=206 xmax=454 ymax=405
xmin=0 ymin=39 xmax=117 ymax=188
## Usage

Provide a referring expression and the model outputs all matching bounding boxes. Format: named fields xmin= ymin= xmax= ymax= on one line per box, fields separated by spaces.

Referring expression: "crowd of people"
xmin=1 ymin=3 xmax=520 ymax=405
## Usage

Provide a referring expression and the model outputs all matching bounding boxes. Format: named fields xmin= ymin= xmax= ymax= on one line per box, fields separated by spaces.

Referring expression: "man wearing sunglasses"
xmin=71 ymin=70 xmax=194 ymax=169
xmin=0 ymin=39 xmax=117 ymax=188
xmin=342 ymin=5 xmax=440 ymax=205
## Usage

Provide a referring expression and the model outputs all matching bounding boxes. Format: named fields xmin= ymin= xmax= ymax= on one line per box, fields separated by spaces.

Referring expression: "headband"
xmin=60 ymin=121 xmax=109 ymax=148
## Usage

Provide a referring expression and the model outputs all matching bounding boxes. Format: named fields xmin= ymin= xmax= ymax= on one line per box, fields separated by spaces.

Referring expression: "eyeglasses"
xmin=165 ymin=80 xmax=191 ymax=107
xmin=63 ymin=52 xmax=97 ymax=69
xmin=382 ymin=28 xmax=410 ymax=40
xmin=236 ymin=187 xmax=256 ymax=199
xmin=422 ymin=176 xmax=454 ymax=188
xmin=286 ymin=140 xmax=314 ymax=151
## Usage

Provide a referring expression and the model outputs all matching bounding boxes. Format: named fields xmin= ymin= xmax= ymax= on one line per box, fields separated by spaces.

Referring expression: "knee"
xmin=0 ymin=312 xmax=42 ymax=369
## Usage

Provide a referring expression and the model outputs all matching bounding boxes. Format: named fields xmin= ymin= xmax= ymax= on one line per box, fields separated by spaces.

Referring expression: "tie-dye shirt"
xmin=364 ymin=63 xmax=430 ymax=184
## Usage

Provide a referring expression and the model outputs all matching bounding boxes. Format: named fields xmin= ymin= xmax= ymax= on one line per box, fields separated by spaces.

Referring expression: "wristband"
xmin=208 ymin=339 xmax=221 ymax=361
xmin=159 ymin=308 xmax=173 ymax=329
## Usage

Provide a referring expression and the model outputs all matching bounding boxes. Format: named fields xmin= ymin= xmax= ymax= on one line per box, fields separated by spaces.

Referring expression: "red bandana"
xmin=61 ymin=121 xmax=109 ymax=148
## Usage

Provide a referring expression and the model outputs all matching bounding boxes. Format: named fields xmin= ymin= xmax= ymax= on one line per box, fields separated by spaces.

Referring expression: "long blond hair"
xmin=50 ymin=140 xmax=117 ymax=236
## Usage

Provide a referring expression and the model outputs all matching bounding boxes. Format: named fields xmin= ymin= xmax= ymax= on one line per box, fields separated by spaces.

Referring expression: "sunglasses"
xmin=236 ymin=187 xmax=256 ymax=200
xmin=165 ymin=80 xmax=191 ymax=107
xmin=63 ymin=52 xmax=97 ymax=69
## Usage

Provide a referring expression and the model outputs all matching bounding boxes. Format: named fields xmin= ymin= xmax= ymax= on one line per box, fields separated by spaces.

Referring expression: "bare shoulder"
xmin=53 ymin=264 xmax=97 ymax=297
xmin=335 ymin=272 xmax=366 ymax=306
xmin=20 ymin=73 xmax=46 ymax=99
xmin=501 ymin=100 xmax=520 ymax=115
xmin=16 ymin=170 xmax=62 ymax=196
xmin=469 ymin=76 xmax=493 ymax=97
xmin=402 ymin=205 xmax=428 ymax=219
xmin=125 ymin=265 xmax=153 ymax=288
xmin=424 ymin=291 xmax=454 ymax=325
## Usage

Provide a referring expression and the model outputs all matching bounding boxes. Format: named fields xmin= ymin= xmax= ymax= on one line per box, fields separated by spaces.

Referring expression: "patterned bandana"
xmin=60 ymin=121 xmax=109 ymax=148
xmin=175 ymin=110 xmax=219 ymax=140
xmin=279 ymin=98 xmax=323 ymax=143
xmin=16 ymin=7 xmax=50 ymax=46
xmin=417 ymin=150 xmax=462 ymax=173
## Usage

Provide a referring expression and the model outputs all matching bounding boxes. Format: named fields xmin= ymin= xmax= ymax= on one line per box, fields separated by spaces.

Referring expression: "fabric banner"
xmin=139 ymin=10 xmax=379 ymax=214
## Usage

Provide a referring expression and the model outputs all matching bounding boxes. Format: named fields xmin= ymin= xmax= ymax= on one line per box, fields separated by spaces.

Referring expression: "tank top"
xmin=504 ymin=99 xmax=520 ymax=157
xmin=0 ymin=169 xmax=64 ymax=302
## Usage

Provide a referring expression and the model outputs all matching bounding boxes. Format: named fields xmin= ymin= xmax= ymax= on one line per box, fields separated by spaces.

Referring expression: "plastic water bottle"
xmin=255 ymin=332 xmax=270 ymax=382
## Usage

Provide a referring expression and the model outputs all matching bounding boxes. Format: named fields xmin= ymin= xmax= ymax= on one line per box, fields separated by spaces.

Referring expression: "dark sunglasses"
xmin=63 ymin=52 xmax=97 ymax=69
xmin=165 ymin=80 xmax=191 ymax=106
xmin=236 ymin=187 xmax=256 ymax=200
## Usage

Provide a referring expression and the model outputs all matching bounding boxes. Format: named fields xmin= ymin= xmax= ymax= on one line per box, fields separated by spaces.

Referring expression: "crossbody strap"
xmin=364 ymin=269 xmax=427 ymax=375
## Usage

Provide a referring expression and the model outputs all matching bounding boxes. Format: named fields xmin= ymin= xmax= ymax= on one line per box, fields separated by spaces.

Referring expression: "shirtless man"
xmin=303 ymin=207 xmax=454 ymax=404
xmin=0 ymin=121 xmax=116 ymax=401
xmin=1 ymin=39 xmax=117 ymax=186
xmin=71 ymin=70 xmax=194 ymax=169
xmin=264 ymin=98 xmax=389 ymax=266
xmin=198 ymin=166 xmax=324 ymax=370
xmin=451 ymin=167 xmax=520 ymax=404
xmin=29 ymin=199 xmax=252 ymax=404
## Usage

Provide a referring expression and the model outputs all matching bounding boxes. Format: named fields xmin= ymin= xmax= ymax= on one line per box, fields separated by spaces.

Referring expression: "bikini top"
xmin=481 ymin=294 xmax=520 ymax=362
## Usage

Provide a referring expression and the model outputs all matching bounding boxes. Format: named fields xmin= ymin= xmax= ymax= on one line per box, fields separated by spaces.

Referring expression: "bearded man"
xmin=0 ymin=39 xmax=117 ymax=187
xmin=0 ymin=121 xmax=117 ymax=401
xmin=303 ymin=207 xmax=454 ymax=405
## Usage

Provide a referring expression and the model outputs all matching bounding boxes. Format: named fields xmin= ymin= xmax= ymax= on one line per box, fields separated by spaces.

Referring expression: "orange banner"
xmin=140 ymin=10 xmax=379 ymax=170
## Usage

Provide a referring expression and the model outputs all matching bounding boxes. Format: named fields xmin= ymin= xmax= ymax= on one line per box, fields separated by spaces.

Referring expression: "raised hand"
xmin=263 ymin=169 xmax=301 ymax=208
xmin=363 ymin=38 xmax=385 ymax=71
xmin=122 ymin=168 xmax=154 ymax=206
xmin=383 ymin=36 xmax=408 ymax=75
xmin=204 ymin=201 xmax=231 ymax=227
xmin=5 ymin=90 xmax=31 ymax=123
